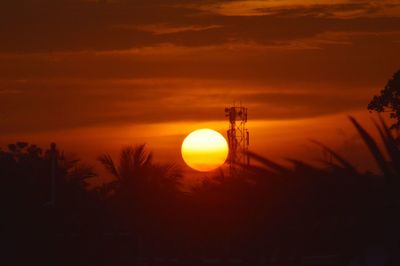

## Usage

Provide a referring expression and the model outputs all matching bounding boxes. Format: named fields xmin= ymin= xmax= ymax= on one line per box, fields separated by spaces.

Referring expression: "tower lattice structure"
xmin=225 ymin=105 xmax=249 ymax=175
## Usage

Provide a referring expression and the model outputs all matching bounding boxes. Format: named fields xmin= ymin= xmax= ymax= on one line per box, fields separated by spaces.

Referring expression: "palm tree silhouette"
xmin=97 ymin=144 xmax=183 ymax=245
xmin=98 ymin=144 xmax=181 ymax=197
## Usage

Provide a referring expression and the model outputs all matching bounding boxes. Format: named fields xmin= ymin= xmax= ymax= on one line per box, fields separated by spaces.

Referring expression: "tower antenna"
xmin=225 ymin=104 xmax=249 ymax=176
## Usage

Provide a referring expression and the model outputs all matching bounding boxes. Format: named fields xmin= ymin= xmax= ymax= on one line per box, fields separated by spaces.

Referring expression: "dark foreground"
xmin=2 ymin=117 xmax=400 ymax=265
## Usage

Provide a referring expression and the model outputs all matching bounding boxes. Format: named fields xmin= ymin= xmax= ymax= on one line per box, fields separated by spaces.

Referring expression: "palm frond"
xmin=97 ymin=153 xmax=120 ymax=179
xmin=133 ymin=144 xmax=153 ymax=167
xmin=119 ymin=146 xmax=135 ymax=179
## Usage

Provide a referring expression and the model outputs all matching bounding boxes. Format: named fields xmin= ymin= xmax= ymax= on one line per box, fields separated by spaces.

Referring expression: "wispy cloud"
xmin=113 ymin=23 xmax=223 ymax=35
xmin=191 ymin=0 xmax=400 ymax=17
xmin=0 ymin=89 xmax=22 ymax=94
xmin=1 ymin=0 xmax=400 ymax=53
xmin=0 ymin=77 xmax=375 ymax=134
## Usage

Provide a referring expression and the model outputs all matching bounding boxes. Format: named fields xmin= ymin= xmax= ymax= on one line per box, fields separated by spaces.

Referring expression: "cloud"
xmin=0 ymin=78 xmax=374 ymax=134
xmin=0 ymin=89 xmax=22 ymax=94
xmin=0 ymin=0 xmax=399 ymax=136
xmin=115 ymin=23 xmax=224 ymax=35
xmin=1 ymin=30 xmax=398 ymax=87
xmin=193 ymin=0 xmax=400 ymax=17
xmin=1 ymin=0 xmax=400 ymax=53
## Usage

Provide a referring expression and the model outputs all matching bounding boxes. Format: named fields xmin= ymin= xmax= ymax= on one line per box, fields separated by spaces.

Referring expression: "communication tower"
xmin=225 ymin=104 xmax=249 ymax=175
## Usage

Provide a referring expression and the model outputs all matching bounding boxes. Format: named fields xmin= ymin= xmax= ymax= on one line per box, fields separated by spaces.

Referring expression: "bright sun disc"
xmin=181 ymin=128 xmax=229 ymax=172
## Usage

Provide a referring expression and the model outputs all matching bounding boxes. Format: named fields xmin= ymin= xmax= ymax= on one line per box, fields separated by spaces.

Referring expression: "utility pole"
xmin=49 ymin=142 xmax=58 ymax=206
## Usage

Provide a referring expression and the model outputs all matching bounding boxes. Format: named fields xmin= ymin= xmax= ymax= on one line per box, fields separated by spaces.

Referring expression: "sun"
xmin=181 ymin=128 xmax=229 ymax=172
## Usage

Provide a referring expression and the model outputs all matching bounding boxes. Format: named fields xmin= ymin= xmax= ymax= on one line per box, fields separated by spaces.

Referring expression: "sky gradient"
xmin=1 ymin=0 xmax=400 ymax=179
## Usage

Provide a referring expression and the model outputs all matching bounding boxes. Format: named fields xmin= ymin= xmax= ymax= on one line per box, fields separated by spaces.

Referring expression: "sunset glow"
xmin=181 ymin=129 xmax=228 ymax=172
xmin=2 ymin=0 xmax=400 ymax=264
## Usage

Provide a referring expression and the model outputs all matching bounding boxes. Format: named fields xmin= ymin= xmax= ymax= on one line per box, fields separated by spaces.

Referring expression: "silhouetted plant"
xmin=368 ymin=69 xmax=400 ymax=131
xmin=98 ymin=144 xmax=181 ymax=197
xmin=97 ymin=144 xmax=183 ymax=239
xmin=3 ymin=118 xmax=400 ymax=265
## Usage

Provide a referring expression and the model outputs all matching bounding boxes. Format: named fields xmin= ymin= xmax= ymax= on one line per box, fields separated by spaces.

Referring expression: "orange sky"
xmin=1 ymin=0 xmax=399 ymax=180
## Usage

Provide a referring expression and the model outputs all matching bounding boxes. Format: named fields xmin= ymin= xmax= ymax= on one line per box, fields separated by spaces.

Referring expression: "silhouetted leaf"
xmin=246 ymin=151 xmax=291 ymax=174
xmin=98 ymin=153 xmax=120 ymax=179
xmin=376 ymin=115 xmax=400 ymax=174
xmin=310 ymin=139 xmax=357 ymax=174
xmin=349 ymin=116 xmax=393 ymax=184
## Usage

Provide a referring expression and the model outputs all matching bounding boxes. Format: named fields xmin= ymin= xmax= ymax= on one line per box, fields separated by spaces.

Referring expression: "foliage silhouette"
xmin=2 ymin=117 xmax=400 ymax=265
xmin=97 ymin=144 xmax=183 ymax=252
xmin=97 ymin=144 xmax=182 ymax=199
xmin=1 ymin=142 xmax=100 ymax=265
xmin=368 ymin=69 xmax=400 ymax=130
